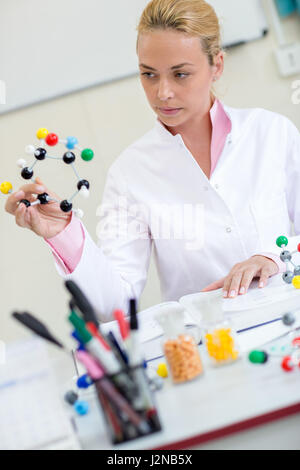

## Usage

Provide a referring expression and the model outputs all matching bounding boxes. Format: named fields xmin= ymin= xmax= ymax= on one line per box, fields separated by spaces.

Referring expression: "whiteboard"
xmin=209 ymin=0 xmax=268 ymax=47
xmin=0 ymin=0 xmax=149 ymax=114
xmin=0 ymin=0 xmax=267 ymax=115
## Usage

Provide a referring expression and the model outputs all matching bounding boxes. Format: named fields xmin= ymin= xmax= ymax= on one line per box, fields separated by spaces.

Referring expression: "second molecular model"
xmin=276 ymin=235 xmax=300 ymax=289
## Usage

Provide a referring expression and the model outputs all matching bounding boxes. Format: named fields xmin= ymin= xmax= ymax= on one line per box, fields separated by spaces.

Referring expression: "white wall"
xmin=0 ymin=1 xmax=299 ymax=349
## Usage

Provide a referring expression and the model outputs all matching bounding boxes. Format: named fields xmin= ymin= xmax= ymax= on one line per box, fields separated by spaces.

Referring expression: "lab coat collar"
xmin=154 ymin=98 xmax=235 ymax=145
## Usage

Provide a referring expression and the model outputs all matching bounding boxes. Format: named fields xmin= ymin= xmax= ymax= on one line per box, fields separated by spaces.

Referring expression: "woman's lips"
xmin=158 ymin=107 xmax=182 ymax=116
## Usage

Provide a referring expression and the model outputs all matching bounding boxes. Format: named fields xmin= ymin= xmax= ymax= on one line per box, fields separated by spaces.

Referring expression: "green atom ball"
xmin=248 ymin=350 xmax=268 ymax=364
xmin=276 ymin=235 xmax=288 ymax=248
xmin=81 ymin=148 xmax=94 ymax=161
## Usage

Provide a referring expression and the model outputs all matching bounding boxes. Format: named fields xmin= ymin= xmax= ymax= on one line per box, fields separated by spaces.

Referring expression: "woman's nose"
xmin=157 ymin=79 xmax=174 ymax=101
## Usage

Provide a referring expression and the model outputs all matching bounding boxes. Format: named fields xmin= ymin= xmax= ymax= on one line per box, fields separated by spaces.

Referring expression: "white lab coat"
xmin=52 ymin=104 xmax=300 ymax=321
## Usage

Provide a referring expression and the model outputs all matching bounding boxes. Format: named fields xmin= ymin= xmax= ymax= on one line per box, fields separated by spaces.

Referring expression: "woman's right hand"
xmin=5 ymin=177 xmax=72 ymax=239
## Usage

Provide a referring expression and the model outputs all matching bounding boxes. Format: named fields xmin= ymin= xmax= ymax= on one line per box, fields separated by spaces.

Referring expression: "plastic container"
xmin=179 ymin=289 xmax=224 ymax=327
xmin=201 ymin=298 xmax=240 ymax=367
xmin=155 ymin=305 xmax=203 ymax=384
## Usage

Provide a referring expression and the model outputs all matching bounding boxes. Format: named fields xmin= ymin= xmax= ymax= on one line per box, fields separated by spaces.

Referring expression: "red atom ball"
xmin=281 ymin=356 xmax=294 ymax=372
xmin=297 ymin=243 xmax=300 ymax=252
xmin=45 ymin=132 xmax=59 ymax=146
xmin=292 ymin=336 xmax=300 ymax=348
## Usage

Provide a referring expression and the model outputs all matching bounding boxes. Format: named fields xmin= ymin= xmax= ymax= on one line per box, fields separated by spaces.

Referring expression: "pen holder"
xmin=94 ymin=365 xmax=162 ymax=445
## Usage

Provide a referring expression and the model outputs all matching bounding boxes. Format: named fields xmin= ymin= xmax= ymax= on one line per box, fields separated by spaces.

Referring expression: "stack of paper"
xmin=0 ymin=338 xmax=81 ymax=450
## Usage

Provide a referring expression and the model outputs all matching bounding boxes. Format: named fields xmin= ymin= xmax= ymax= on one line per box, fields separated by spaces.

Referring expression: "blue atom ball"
xmin=66 ymin=136 xmax=78 ymax=150
xmin=74 ymin=400 xmax=89 ymax=416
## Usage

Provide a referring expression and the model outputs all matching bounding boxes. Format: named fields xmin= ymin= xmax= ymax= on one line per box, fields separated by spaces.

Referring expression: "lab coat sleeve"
xmin=267 ymin=118 xmax=300 ymax=256
xmin=52 ymin=162 xmax=152 ymax=322
xmin=253 ymin=119 xmax=300 ymax=262
xmin=285 ymin=120 xmax=300 ymax=244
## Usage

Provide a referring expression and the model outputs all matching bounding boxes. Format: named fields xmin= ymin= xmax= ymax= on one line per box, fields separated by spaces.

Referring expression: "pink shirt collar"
xmin=155 ymin=98 xmax=232 ymax=177
xmin=209 ymin=98 xmax=232 ymax=175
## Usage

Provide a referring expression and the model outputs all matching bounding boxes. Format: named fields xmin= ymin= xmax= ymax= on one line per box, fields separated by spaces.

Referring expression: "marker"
xmin=76 ymin=350 xmax=151 ymax=435
xmin=85 ymin=321 xmax=111 ymax=351
xmin=126 ymin=299 xmax=154 ymax=411
xmin=65 ymin=280 xmax=100 ymax=327
xmin=68 ymin=310 xmax=136 ymax=399
xmin=75 ymin=356 xmax=125 ymax=442
xmin=114 ymin=309 xmax=129 ymax=341
xmin=12 ymin=312 xmax=64 ymax=349
xmin=96 ymin=383 xmax=125 ymax=443
xmin=71 ymin=330 xmax=86 ymax=351
xmin=12 ymin=311 xmax=79 ymax=378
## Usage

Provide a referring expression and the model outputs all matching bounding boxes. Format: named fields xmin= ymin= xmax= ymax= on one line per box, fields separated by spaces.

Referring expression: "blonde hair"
xmin=136 ymin=0 xmax=222 ymax=66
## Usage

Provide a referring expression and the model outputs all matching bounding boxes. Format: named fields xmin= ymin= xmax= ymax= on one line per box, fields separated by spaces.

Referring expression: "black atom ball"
xmin=63 ymin=151 xmax=76 ymax=164
xmin=64 ymin=390 xmax=78 ymax=406
xmin=34 ymin=147 xmax=47 ymax=160
xmin=77 ymin=179 xmax=90 ymax=191
xmin=37 ymin=192 xmax=49 ymax=205
xmin=21 ymin=167 xmax=34 ymax=180
xmin=20 ymin=199 xmax=31 ymax=207
xmin=60 ymin=199 xmax=73 ymax=212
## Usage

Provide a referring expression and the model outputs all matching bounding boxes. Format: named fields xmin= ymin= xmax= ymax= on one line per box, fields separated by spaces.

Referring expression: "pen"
xmin=107 ymin=330 xmax=128 ymax=366
xmin=76 ymin=350 xmax=151 ymax=435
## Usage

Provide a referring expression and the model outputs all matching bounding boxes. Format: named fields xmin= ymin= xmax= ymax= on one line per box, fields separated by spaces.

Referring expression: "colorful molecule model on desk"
xmin=276 ymin=235 xmax=300 ymax=288
xmin=1 ymin=128 xmax=94 ymax=218
xmin=248 ymin=312 xmax=300 ymax=372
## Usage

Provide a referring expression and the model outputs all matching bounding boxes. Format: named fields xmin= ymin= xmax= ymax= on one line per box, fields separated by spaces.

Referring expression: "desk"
xmin=74 ymin=314 xmax=300 ymax=450
xmin=3 ymin=301 xmax=300 ymax=450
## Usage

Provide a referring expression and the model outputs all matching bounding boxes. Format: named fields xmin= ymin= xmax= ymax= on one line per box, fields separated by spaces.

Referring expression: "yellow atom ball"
xmin=36 ymin=128 xmax=49 ymax=139
xmin=292 ymin=276 xmax=300 ymax=289
xmin=0 ymin=181 xmax=13 ymax=194
xmin=157 ymin=363 xmax=168 ymax=378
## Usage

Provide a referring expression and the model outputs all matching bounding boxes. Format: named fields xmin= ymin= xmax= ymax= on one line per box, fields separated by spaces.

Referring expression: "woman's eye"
xmin=141 ymin=72 xmax=189 ymax=79
xmin=141 ymin=72 xmax=155 ymax=78
xmin=175 ymin=72 xmax=189 ymax=78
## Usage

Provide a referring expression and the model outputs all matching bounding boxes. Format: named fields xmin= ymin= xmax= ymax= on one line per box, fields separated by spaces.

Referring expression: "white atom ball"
xmin=79 ymin=187 xmax=89 ymax=198
xmin=74 ymin=208 xmax=84 ymax=218
xmin=25 ymin=145 xmax=35 ymax=155
xmin=17 ymin=158 xmax=27 ymax=168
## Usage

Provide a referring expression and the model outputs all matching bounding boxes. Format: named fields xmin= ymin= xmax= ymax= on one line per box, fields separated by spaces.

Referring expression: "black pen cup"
xmin=94 ymin=364 xmax=162 ymax=445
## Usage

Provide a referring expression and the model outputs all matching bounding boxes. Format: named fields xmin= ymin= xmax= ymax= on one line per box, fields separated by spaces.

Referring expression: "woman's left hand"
xmin=201 ymin=255 xmax=279 ymax=298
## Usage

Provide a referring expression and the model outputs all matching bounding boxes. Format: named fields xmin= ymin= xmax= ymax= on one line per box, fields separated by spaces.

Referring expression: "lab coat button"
xmin=226 ymin=227 xmax=232 ymax=233
xmin=214 ymin=184 xmax=219 ymax=190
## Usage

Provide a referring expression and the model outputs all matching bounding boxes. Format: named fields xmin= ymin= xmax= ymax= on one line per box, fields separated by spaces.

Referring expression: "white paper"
xmin=0 ymin=338 xmax=81 ymax=450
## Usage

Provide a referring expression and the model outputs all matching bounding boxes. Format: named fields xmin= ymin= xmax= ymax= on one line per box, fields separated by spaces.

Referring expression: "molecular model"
xmin=276 ymin=236 xmax=300 ymax=289
xmin=249 ymin=312 xmax=300 ymax=372
xmin=0 ymin=128 xmax=94 ymax=218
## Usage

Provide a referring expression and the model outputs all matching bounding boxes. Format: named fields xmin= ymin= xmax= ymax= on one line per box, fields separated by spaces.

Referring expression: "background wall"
xmin=0 ymin=0 xmax=299 ymax=350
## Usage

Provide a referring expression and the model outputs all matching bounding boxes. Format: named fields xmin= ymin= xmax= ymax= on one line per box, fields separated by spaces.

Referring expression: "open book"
xmin=101 ymin=274 xmax=300 ymax=344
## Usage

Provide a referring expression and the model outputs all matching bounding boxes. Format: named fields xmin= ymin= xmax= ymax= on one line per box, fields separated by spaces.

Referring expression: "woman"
xmin=5 ymin=0 xmax=300 ymax=321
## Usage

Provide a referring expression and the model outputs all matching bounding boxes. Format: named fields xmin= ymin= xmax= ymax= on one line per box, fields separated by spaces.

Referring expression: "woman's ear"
xmin=212 ymin=51 xmax=224 ymax=81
